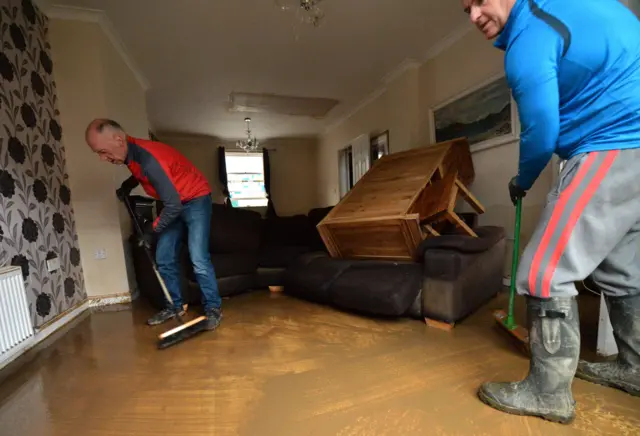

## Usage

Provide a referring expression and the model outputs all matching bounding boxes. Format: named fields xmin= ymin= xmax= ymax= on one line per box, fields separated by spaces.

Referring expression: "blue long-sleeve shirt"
xmin=495 ymin=0 xmax=640 ymax=190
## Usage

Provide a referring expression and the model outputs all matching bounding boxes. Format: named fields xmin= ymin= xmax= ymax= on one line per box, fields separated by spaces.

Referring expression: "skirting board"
xmin=88 ymin=293 xmax=133 ymax=308
xmin=0 ymin=300 xmax=89 ymax=372
xmin=0 ymin=292 xmax=134 ymax=372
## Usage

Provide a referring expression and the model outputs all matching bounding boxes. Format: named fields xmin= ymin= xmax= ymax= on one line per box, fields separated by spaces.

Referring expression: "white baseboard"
xmin=88 ymin=293 xmax=132 ymax=308
xmin=0 ymin=300 xmax=90 ymax=372
xmin=0 ymin=292 xmax=135 ymax=372
xmin=34 ymin=301 xmax=90 ymax=344
xmin=0 ymin=337 xmax=36 ymax=372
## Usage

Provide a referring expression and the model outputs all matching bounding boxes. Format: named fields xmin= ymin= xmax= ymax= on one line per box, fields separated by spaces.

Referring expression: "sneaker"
xmin=204 ymin=307 xmax=222 ymax=331
xmin=147 ymin=307 xmax=185 ymax=326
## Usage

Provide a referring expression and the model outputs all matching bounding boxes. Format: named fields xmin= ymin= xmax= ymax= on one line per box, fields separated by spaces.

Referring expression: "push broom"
xmin=493 ymin=197 xmax=530 ymax=354
xmin=123 ymin=195 xmax=208 ymax=349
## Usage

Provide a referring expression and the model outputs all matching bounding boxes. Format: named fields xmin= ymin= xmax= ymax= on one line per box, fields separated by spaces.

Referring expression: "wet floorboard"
xmin=0 ymin=291 xmax=638 ymax=435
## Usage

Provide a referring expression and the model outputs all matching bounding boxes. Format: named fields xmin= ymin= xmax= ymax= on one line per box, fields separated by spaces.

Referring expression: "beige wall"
xmin=319 ymin=29 xmax=555 ymax=276
xmin=318 ymin=67 xmax=421 ymax=205
xmin=98 ymin=26 xmax=150 ymax=294
xmin=50 ymin=19 xmax=148 ymax=298
xmin=161 ymin=134 xmax=319 ymax=217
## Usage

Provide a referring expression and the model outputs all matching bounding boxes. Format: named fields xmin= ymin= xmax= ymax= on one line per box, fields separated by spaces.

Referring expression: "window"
xmin=225 ymin=151 xmax=268 ymax=207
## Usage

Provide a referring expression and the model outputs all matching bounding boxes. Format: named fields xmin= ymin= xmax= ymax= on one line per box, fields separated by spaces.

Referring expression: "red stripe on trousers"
xmin=528 ymin=153 xmax=598 ymax=296
xmin=540 ymin=150 xmax=619 ymax=298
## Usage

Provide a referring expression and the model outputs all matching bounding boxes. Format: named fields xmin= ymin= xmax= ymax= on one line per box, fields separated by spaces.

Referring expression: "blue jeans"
xmin=155 ymin=194 xmax=222 ymax=312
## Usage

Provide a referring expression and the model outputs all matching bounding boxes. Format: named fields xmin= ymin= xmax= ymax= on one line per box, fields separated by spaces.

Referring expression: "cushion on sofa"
xmin=421 ymin=237 xmax=506 ymax=323
xmin=262 ymin=215 xmax=313 ymax=247
xmin=210 ymin=253 xmax=259 ymax=278
xmin=329 ymin=261 xmax=422 ymax=317
xmin=210 ymin=203 xmax=263 ymax=253
xmin=416 ymin=226 xmax=505 ymax=256
xmin=258 ymin=245 xmax=313 ymax=268
xmin=187 ymin=273 xmax=257 ymax=299
xmin=419 ymin=227 xmax=504 ymax=282
xmin=283 ymin=253 xmax=352 ymax=304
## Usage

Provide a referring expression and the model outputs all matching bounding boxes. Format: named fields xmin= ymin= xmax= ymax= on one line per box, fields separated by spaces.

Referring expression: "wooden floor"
xmin=0 ymin=291 xmax=638 ymax=435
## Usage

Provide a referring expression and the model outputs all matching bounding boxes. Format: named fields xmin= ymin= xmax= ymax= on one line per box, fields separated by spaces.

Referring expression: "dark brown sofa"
xmin=284 ymin=226 xmax=506 ymax=322
xmin=129 ymin=197 xmax=332 ymax=309
xmin=128 ymin=197 xmax=506 ymax=325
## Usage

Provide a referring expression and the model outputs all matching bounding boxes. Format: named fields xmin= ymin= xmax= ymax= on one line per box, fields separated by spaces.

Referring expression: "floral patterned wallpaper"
xmin=0 ymin=0 xmax=86 ymax=328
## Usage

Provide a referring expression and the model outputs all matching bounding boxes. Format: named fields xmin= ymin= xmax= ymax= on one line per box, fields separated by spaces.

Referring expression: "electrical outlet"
xmin=94 ymin=249 xmax=107 ymax=260
xmin=47 ymin=256 xmax=60 ymax=272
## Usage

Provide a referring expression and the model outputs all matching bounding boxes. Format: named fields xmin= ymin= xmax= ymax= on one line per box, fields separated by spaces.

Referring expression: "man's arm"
xmin=118 ymin=175 xmax=139 ymax=195
xmin=137 ymin=149 xmax=183 ymax=233
xmin=507 ymin=25 xmax=565 ymax=191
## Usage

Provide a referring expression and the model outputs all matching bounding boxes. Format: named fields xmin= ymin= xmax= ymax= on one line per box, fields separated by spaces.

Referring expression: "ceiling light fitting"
xmin=275 ymin=0 xmax=325 ymax=28
xmin=236 ymin=117 xmax=260 ymax=152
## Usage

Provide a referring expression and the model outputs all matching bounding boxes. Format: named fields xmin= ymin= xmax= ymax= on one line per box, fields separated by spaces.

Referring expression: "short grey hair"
xmin=96 ymin=119 xmax=125 ymax=134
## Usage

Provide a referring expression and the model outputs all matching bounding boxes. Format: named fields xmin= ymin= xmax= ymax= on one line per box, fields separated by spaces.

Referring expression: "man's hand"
xmin=115 ymin=186 xmax=129 ymax=202
xmin=508 ymin=177 xmax=527 ymax=206
xmin=138 ymin=220 xmax=156 ymax=249
xmin=116 ymin=175 xmax=139 ymax=202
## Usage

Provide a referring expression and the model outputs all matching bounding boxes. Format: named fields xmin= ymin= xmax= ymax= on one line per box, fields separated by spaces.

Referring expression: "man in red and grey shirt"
xmin=85 ymin=118 xmax=222 ymax=330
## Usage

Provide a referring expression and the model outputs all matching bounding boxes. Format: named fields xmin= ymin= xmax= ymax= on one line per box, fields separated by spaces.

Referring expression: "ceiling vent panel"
xmin=228 ymin=92 xmax=339 ymax=118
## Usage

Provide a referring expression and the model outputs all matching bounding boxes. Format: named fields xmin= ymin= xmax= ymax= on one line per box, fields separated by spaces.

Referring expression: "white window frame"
xmin=224 ymin=151 xmax=268 ymax=208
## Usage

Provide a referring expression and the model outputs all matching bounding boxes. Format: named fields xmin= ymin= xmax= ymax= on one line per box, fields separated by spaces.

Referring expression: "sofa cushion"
xmin=262 ymin=215 xmax=313 ymax=247
xmin=188 ymin=273 xmax=257 ymax=299
xmin=329 ymin=261 xmax=422 ymax=317
xmin=420 ymin=227 xmax=506 ymax=281
xmin=416 ymin=225 xmax=505 ymax=257
xmin=210 ymin=253 xmax=259 ymax=278
xmin=258 ymin=245 xmax=313 ymax=268
xmin=283 ymin=253 xmax=352 ymax=304
xmin=421 ymin=237 xmax=506 ymax=323
xmin=210 ymin=203 xmax=263 ymax=253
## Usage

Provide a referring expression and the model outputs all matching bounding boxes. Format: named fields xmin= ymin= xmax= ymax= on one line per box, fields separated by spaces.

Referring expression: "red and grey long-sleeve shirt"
xmin=122 ymin=136 xmax=211 ymax=233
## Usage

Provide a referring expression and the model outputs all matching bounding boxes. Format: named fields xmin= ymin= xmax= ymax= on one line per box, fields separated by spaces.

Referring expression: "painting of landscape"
xmin=433 ymin=76 xmax=513 ymax=146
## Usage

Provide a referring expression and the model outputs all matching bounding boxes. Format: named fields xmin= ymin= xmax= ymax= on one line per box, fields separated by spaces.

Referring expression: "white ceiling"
xmin=44 ymin=0 xmax=469 ymax=140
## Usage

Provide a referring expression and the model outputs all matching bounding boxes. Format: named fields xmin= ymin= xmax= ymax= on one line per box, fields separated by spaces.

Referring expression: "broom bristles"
xmin=157 ymin=316 xmax=207 ymax=349
xmin=493 ymin=309 xmax=530 ymax=355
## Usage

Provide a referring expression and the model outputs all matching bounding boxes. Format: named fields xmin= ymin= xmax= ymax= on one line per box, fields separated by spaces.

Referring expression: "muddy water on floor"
xmin=0 ymin=292 xmax=638 ymax=435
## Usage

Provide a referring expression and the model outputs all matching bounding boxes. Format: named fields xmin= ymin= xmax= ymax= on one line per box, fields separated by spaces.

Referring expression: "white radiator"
xmin=0 ymin=266 xmax=35 ymax=369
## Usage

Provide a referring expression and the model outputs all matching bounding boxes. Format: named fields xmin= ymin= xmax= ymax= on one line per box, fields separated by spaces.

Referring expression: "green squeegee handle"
xmin=506 ymin=197 xmax=522 ymax=330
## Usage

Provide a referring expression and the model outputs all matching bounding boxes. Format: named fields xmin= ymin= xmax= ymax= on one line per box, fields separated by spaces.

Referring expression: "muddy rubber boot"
xmin=576 ymin=293 xmax=639 ymax=396
xmin=478 ymin=296 xmax=580 ymax=424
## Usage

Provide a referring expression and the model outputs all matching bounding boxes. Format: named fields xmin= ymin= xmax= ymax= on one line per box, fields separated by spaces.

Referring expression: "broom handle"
xmin=122 ymin=195 xmax=181 ymax=316
xmin=507 ymin=197 xmax=522 ymax=329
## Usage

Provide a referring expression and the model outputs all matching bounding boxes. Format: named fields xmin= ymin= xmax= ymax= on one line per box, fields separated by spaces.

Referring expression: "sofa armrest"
xmin=419 ymin=226 xmax=507 ymax=323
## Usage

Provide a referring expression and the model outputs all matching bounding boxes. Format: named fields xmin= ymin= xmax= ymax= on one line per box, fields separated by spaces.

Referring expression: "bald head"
xmin=85 ymin=118 xmax=128 ymax=164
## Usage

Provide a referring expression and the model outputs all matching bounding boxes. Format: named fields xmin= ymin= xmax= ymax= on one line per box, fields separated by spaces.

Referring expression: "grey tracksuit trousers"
xmin=516 ymin=149 xmax=640 ymax=299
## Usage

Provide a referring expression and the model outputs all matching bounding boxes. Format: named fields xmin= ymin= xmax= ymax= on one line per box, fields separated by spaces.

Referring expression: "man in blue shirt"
xmin=462 ymin=0 xmax=640 ymax=424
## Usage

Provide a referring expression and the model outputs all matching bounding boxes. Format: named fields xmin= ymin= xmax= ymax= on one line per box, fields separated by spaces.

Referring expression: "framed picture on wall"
xmin=370 ymin=130 xmax=389 ymax=163
xmin=429 ymin=73 xmax=520 ymax=152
